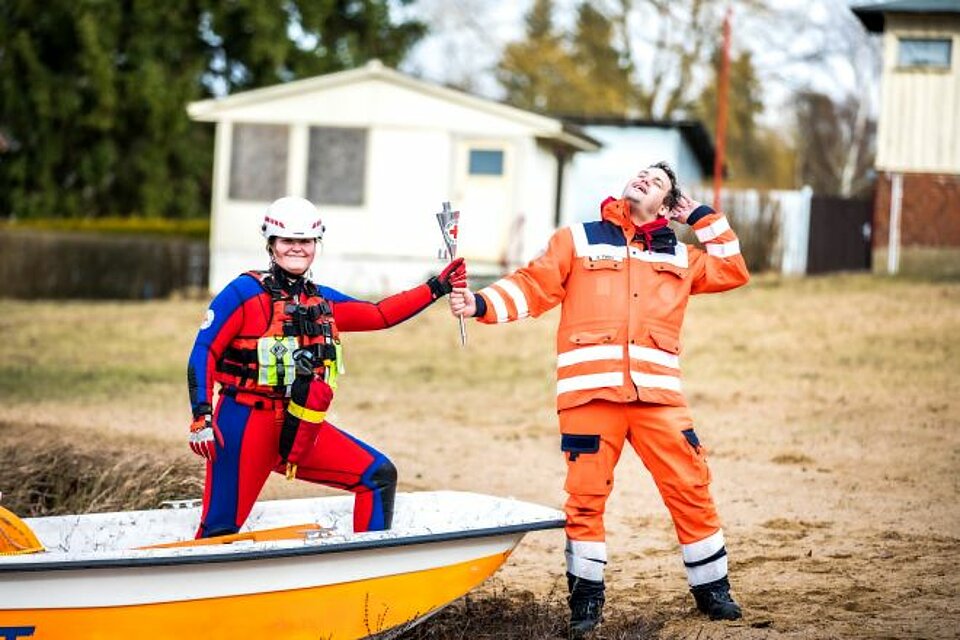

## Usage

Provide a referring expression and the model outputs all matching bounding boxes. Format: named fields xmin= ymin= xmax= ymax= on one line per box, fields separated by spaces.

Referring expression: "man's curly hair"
xmin=651 ymin=161 xmax=681 ymax=210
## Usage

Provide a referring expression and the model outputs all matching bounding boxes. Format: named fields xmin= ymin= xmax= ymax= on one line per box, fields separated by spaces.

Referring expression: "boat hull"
xmin=1 ymin=548 xmax=511 ymax=639
xmin=1 ymin=492 xmax=565 ymax=639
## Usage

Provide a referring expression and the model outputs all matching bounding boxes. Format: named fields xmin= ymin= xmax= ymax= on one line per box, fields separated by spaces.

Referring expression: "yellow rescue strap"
xmin=0 ymin=505 xmax=45 ymax=555
xmin=287 ymin=401 xmax=326 ymax=424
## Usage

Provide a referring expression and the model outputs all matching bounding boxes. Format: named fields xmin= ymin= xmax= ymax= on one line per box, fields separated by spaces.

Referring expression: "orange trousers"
xmin=560 ymin=400 xmax=721 ymax=545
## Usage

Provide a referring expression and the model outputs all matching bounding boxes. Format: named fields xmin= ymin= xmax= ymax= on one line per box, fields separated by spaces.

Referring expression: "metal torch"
xmin=436 ymin=201 xmax=467 ymax=347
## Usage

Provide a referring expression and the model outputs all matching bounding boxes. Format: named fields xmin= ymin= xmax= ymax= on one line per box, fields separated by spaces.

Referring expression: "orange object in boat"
xmin=0 ymin=505 xmax=44 ymax=555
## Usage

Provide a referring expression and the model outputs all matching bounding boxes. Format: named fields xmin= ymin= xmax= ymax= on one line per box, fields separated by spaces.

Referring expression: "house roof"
xmin=852 ymin=0 xmax=960 ymax=33
xmin=187 ymin=60 xmax=600 ymax=152
xmin=559 ymin=116 xmax=716 ymax=176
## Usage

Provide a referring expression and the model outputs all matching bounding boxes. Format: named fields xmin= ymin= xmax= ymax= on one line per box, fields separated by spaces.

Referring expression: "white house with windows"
xmin=187 ymin=60 xmax=599 ymax=294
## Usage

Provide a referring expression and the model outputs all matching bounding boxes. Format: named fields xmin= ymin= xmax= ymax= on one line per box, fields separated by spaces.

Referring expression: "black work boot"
xmin=690 ymin=576 xmax=742 ymax=620
xmin=567 ymin=572 xmax=605 ymax=639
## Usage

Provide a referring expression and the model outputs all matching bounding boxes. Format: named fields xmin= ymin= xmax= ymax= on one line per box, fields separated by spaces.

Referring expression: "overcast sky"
xmin=397 ymin=0 xmax=881 ymax=126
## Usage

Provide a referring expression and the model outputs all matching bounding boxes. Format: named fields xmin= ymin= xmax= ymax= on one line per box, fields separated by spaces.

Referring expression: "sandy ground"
xmin=273 ymin=276 xmax=959 ymax=639
xmin=2 ymin=275 xmax=958 ymax=638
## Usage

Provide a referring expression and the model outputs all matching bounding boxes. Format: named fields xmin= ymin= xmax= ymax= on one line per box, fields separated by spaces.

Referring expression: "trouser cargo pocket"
xmin=562 ymin=434 xmax=611 ymax=496
xmin=681 ymin=428 xmax=711 ymax=486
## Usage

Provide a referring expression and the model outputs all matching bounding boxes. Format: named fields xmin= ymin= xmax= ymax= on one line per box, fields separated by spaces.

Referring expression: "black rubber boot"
xmin=567 ymin=572 xmax=605 ymax=639
xmin=691 ymin=576 xmax=742 ymax=620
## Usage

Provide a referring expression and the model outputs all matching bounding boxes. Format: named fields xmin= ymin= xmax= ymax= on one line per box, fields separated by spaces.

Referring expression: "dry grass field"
xmin=1 ymin=272 xmax=958 ymax=638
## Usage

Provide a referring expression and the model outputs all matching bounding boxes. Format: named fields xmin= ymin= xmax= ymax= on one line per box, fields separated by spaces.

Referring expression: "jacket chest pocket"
xmin=648 ymin=262 xmax=689 ymax=304
xmin=652 ymin=262 xmax=686 ymax=279
xmin=582 ymin=257 xmax=624 ymax=271
xmin=569 ymin=329 xmax=616 ymax=346
xmin=581 ymin=256 xmax=624 ymax=297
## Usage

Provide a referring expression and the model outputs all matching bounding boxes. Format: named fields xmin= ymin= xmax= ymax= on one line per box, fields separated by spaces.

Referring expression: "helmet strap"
xmin=270 ymin=262 xmax=306 ymax=290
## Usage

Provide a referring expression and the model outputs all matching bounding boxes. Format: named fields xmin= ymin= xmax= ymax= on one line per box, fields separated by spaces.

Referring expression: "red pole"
xmin=713 ymin=6 xmax=732 ymax=211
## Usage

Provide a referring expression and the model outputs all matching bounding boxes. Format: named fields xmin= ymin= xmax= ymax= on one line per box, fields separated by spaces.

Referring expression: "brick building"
xmin=852 ymin=1 xmax=960 ymax=268
xmin=872 ymin=173 xmax=960 ymax=247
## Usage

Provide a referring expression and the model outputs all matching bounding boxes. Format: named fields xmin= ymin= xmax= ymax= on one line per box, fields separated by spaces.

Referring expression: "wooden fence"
xmin=689 ymin=187 xmax=872 ymax=276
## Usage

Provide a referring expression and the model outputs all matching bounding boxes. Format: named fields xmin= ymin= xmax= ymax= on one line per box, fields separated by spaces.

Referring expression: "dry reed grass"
xmin=403 ymin=580 xmax=666 ymax=640
xmin=0 ymin=420 xmax=201 ymax=516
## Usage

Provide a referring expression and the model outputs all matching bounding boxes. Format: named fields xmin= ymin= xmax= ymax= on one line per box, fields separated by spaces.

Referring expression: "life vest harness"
xmin=214 ymin=270 xmax=343 ymax=400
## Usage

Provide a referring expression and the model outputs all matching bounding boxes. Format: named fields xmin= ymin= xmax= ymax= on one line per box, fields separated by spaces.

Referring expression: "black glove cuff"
xmin=427 ymin=275 xmax=450 ymax=299
xmin=193 ymin=403 xmax=213 ymax=419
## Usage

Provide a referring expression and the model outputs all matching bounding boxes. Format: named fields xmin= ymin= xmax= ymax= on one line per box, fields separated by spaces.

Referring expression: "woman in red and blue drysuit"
xmin=187 ymin=196 xmax=465 ymax=538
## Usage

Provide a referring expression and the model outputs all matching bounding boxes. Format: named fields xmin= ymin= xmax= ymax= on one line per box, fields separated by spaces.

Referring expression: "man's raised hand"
xmin=670 ymin=193 xmax=701 ymax=224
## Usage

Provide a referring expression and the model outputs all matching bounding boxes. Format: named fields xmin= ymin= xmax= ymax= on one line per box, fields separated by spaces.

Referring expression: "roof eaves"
xmin=558 ymin=116 xmax=715 ymax=175
xmin=851 ymin=0 xmax=960 ymax=33
xmin=187 ymin=64 xmax=377 ymax=121
xmin=675 ymin=122 xmax=716 ymax=177
xmin=187 ymin=61 xmax=565 ymax=134
xmin=543 ymin=123 xmax=602 ymax=152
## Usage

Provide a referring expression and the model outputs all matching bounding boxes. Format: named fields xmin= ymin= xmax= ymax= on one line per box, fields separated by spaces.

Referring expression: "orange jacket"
xmin=475 ymin=198 xmax=749 ymax=410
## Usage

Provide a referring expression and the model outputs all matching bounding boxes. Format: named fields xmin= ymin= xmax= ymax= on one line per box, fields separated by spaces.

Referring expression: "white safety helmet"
xmin=261 ymin=196 xmax=325 ymax=240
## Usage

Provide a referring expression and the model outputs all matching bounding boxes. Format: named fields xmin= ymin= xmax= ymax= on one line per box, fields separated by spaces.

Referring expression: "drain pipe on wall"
xmin=887 ymin=172 xmax=903 ymax=275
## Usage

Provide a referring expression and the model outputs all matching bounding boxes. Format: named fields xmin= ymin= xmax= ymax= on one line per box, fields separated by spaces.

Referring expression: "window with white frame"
xmin=468 ymin=149 xmax=505 ymax=176
xmin=306 ymin=127 xmax=367 ymax=206
xmin=898 ymin=37 xmax=952 ymax=69
xmin=229 ymin=123 xmax=289 ymax=201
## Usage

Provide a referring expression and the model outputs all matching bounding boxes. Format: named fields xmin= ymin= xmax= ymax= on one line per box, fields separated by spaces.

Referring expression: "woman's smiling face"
xmin=272 ymin=237 xmax=317 ymax=275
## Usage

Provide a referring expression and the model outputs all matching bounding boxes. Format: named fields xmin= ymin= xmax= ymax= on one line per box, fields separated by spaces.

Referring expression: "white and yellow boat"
xmin=0 ymin=491 xmax=564 ymax=639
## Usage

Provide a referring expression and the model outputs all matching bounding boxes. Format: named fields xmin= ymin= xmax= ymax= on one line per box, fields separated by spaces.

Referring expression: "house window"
xmin=307 ymin=127 xmax=367 ymax=206
xmin=898 ymin=38 xmax=952 ymax=69
xmin=229 ymin=123 xmax=288 ymax=201
xmin=468 ymin=149 xmax=504 ymax=176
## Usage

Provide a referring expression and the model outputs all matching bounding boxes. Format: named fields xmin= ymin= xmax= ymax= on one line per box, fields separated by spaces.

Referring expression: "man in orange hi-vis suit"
xmin=450 ymin=162 xmax=750 ymax=638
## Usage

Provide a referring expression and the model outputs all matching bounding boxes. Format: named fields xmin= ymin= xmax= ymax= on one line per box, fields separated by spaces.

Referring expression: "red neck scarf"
xmin=634 ymin=217 xmax=669 ymax=250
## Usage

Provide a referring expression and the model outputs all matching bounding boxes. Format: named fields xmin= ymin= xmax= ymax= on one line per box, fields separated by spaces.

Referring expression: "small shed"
xmin=187 ymin=60 xmax=599 ymax=294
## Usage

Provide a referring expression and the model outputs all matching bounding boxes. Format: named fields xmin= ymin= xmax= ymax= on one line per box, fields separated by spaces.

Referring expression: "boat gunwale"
xmin=0 ymin=518 xmax=565 ymax=574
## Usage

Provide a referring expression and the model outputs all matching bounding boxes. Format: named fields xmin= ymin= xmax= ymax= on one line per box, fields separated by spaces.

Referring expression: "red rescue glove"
xmin=189 ymin=414 xmax=224 ymax=462
xmin=280 ymin=377 xmax=334 ymax=478
xmin=427 ymin=257 xmax=467 ymax=299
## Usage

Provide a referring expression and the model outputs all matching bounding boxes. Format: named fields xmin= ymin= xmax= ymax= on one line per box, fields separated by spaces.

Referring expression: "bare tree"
xmin=400 ymin=0 xmax=508 ymax=95
xmin=597 ymin=0 xmax=774 ymax=119
xmin=795 ymin=91 xmax=876 ymax=197
xmin=409 ymin=0 xmax=879 ymax=197
xmin=747 ymin=1 xmax=881 ymax=196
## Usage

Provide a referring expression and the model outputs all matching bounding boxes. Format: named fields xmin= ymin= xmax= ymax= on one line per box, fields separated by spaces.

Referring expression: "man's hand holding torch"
xmin=449 ymin=286 xmax=477 ymax=319
xmin=435 ymin=201 xmax=469 ymax=346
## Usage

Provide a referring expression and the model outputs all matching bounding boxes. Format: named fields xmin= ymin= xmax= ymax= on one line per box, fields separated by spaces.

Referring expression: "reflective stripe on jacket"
xmin=476 ymin=198 xmax=749 ymax=410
